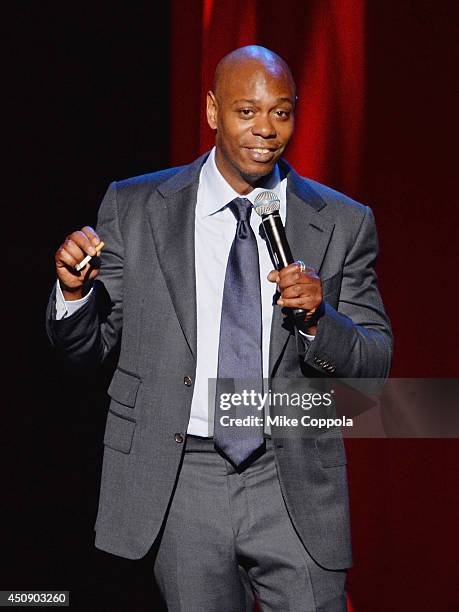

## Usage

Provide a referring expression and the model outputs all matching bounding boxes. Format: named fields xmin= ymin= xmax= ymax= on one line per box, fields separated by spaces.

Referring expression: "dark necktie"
xmin=214 ymin=197 xmax=265 ymax=470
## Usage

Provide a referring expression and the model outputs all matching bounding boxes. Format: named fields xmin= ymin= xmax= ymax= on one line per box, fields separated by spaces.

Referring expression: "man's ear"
xmin=206 ymin=91 xmax=218 ymax=130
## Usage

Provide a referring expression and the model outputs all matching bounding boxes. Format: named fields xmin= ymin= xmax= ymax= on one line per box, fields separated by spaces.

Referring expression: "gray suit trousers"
xmin=153 ymin=436 xmax=347 ymax=612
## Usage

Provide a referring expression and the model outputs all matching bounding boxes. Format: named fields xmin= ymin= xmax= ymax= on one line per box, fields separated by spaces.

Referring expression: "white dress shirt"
xmin=55 ymin=148 xmax=314 ymax=436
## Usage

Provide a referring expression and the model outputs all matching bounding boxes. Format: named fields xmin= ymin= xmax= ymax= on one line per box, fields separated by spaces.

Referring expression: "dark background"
xmin=5 ymin=3 xmax=170 ymax=610
xmin=4 ymin=1 xmax=459 ymax=610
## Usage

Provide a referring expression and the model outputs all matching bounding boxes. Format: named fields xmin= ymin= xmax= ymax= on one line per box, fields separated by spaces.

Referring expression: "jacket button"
xmin=174 ymin=433 xmax=184 ymax=443
xmin=184 ymin=376 xmax=193 ymax=386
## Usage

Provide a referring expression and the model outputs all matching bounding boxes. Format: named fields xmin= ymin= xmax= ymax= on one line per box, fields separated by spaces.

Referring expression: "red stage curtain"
xmin=171 ymin=0 xmax=364 ymax=197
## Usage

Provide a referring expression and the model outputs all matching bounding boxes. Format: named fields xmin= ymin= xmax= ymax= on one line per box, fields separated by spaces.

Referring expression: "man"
xmin=47 ymin=46 xmax=392 ymax=611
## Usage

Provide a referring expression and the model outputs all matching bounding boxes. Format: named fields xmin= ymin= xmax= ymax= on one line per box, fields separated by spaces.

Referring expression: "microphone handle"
xmin=261 ymin=213 xmax=307 ymax=322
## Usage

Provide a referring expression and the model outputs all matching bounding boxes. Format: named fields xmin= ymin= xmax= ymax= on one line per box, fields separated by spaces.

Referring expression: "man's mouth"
xmin=244 ymin=147 xmax=279 ymax=162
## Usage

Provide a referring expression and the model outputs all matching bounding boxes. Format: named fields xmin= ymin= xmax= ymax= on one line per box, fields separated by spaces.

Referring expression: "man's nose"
xmin=252 ymin=114 xmax=276 ymax=138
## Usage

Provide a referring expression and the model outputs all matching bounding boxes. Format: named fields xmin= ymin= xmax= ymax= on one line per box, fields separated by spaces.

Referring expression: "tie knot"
xmin=228 ymin=197 xmax=252 ymax=222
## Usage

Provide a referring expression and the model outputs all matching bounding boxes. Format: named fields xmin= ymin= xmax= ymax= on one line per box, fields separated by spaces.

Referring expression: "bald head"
xmin=213 ymin=45 xmax=296 ymax=102
xmin=206 ymin=45 xmax=296 ymax=194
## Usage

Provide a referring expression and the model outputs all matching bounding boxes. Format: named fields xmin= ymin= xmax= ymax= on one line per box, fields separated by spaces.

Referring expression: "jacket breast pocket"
xmin=104 ymin=368 xmax=141 ymax=453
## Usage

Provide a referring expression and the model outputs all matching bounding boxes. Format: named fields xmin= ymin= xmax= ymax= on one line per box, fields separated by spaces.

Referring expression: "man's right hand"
xmin=55 ymin=226 xmax=102 ymax=300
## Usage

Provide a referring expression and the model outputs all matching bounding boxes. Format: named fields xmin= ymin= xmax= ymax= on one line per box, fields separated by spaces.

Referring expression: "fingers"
xmin=275 ymin=262 xmax=322 ymax=311
xmin=56 ymin=239 xmax=83 ymax=270
xmin=267 ymin=270 xmax=280 ymax=283
xmin=268 ymin=263 xmax=317 ymax=286
xmin=81 ymin=226 xmax=101 ymax=248
xmin=281 ymin=282 xmax=317 ymax=300
xmin=277 ymin=295 xmax=319 ymax=309
xmin=277 ymin=262 xmax=318 ymax=291
xmin=71 ymin=226 xmax=100 ymax=257
xmin=55 ymin=227 xmax=101 ymax=269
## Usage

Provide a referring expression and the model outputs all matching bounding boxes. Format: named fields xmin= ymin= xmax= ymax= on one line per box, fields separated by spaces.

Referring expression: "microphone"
xmin=253 ymin=191 xmax=307 ymax=323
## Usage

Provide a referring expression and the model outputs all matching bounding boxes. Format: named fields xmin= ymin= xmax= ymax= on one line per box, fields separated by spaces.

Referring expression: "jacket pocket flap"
xmin=315 ymin=430 xmax=347 ymax=467
xmin=103 ymin=410 xmax=136 ymax=453
xmin=107 ymin=368 xmax=141 ymax=407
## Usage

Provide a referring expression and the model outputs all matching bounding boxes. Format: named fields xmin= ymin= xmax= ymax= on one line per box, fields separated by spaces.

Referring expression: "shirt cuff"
xmin=55 ymin=280 xmax=93 ymax=320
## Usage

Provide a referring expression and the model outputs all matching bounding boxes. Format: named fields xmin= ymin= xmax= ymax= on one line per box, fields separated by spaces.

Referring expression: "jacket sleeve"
xmin=297 ymin=206 xmax=393 ymax=378
xmin=45 ymin=182 xmax=124 ymax=369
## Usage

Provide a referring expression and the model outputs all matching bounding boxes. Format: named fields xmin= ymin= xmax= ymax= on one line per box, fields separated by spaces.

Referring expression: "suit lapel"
xmin=147 ymin=154 xmax=209 ymax=359
xmin=146 ymin=154 xmax=334 ymax=371
xmin=268 ymin=163 xmax=335 ymax=376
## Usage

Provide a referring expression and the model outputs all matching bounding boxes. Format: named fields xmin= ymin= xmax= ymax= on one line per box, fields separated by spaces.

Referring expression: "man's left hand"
xmin=267 ymin=263 xmax=323 ymax=334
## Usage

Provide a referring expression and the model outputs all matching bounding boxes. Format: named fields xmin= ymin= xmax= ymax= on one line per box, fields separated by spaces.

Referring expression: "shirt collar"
xmin=198 ymin=147 xmax=282 ymax=218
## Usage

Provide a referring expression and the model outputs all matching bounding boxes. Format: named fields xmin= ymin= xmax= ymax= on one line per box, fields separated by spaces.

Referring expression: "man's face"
xmin=207 ymin=61 xmax=295 ymax=194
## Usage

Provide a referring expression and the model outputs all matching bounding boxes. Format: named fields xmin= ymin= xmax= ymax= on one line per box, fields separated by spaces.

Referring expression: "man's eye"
xmin=274 ymin=110 xmax=290 ymax=119
xmin=239 ymin=109 xmax=254 ymax=117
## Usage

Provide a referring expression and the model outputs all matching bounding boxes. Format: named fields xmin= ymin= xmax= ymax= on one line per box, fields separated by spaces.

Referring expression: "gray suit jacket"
xmin=46 ymin=152 xmax=392 ymax=570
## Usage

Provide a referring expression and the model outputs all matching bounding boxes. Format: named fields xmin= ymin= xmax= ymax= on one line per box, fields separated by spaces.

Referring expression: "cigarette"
xmin=75 ymin=241 xmax=105 ymax=271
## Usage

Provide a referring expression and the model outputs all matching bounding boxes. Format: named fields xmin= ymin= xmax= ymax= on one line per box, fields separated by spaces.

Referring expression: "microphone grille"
xmin=253 ymin=191 xmax=281 ymax=216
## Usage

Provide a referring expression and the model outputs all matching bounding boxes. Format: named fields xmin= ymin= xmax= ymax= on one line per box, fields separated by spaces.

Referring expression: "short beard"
xmin=239 ymin=166 xmax=276 ymax=188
